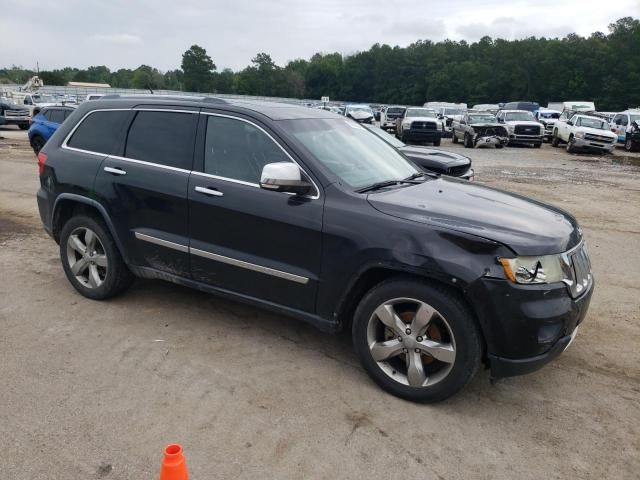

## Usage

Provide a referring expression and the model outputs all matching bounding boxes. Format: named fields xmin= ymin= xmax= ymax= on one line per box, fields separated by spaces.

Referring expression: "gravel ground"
xmin=1 ymin=125 xmax=639 ymax=480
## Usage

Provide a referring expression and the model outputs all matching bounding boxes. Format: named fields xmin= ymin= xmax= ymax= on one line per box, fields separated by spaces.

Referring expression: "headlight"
xmin=498 ymin=254 xmax=570 ymax=284
xmin=574 ymin=132 xmax=585 ymax=139
xmin=402 ymin=121 xmax=412 ymax=128
xmin=506 ymin=125 xmax=515 ymax=132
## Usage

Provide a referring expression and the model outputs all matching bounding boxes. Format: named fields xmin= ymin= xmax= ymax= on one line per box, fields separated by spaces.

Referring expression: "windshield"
xmin=364 ymin=124 xmax=405 ymax=148
xmin=630 ymin=114 xmax=640 ymax=123
xmin=576 ymin=117 xmax=608 ymax=130
xmin=347 ymin=106 xmax=373 ymax=114
xmin=33 ymin=95 xmax=55 ymax=103
xmin=387 ymin=107 xmax=405 ymax=115
xmin=539 ymin=112 xmax=560 ymax=119
xmin=282 ymin=118 xmax=417 ymax=189
xmin=444 ymin=108 xmax=464 ymax=116
xmin=406 ymin=108 xmax=437 ymax=118
xmin=505 ymin=112 xmax=534 ymax=121
xmin=468 ymin=114 xmax=497 ymax=123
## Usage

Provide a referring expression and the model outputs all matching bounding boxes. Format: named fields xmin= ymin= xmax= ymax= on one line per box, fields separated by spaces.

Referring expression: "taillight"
xmin=37 ymin=152 xmax=48 ymax=176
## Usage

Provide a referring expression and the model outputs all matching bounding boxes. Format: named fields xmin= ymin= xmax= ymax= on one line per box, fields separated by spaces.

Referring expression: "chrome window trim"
xmin=133 ymin=232 xmax=309 ymax=284
xmin=200 ymin=112 xmax=321 ymax=200
xmin=60 ymin=107 xmax=321 ymax=199
xmin=134 ymin=232 xmax=189 ymax=253
xmin=191 ymin=247 xmax=309 ymax=285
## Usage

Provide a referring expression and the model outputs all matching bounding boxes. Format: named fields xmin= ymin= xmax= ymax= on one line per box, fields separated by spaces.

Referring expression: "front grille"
xmin=569 ymin=244 xmax=592 ymax=297
xmin=4 ymin=109 xmax=29 ymax=118
xmin=584 ymin=133 xmax=613 ymax=143
xmin=514 ymin=125 xmax=541 ymax=135
xmin=410 ymin=121 xmax=436 ymax=130
xmin=448 ymin=165 xmax=470 ymax=177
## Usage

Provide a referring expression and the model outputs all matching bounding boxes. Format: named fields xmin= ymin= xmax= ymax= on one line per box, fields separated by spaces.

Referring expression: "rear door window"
xmin=124 ymin=111 xmax=196 ymax=170
xmin=48 ymin=109 xmax=66 ymax=124
xmin=203 ymin=115 xmax=291 ymax=184
xmin=67 ymin=110 xmax=133 ymax=155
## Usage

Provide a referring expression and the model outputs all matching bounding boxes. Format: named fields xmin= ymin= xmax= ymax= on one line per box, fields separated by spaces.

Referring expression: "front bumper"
xmin=474 ymin=135 xmax=508 ymax=147
xmin=508 ymin=134 xmax=544 ymax=145
xmin=572 ymin=137 xmax=616 ymax=152
xmin=467 ymin=276 xmax=593 ymax=378
xmin=403 ymin=129 xmax=443 ymax=142
xmin=381 ymin=121 xmax=398 ymax=130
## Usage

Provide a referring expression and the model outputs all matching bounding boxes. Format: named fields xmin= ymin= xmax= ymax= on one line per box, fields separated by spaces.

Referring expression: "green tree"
xmin=181 ymin=45 xmax=216 ymax=92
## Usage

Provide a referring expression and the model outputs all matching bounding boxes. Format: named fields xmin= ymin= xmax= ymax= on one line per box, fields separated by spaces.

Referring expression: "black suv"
xmin=37 ymin=96 xmax=593 ymax=402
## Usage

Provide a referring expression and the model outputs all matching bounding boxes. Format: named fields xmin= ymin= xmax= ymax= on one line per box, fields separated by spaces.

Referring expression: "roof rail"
xmin=98 ymin=94 xmax=227 ymax=103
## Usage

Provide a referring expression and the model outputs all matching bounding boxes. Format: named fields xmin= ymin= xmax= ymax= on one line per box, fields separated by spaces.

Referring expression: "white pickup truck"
xmin=551 ymin=113 xmax=617 ymax=154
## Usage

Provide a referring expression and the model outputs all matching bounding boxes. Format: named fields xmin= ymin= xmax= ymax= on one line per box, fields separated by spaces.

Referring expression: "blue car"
xmin=28 ymin=105 xmax=76 ymax=154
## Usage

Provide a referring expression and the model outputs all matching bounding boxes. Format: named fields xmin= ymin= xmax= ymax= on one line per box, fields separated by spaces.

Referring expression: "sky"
xmin=1 ymin=0 xmax=638 ymax=72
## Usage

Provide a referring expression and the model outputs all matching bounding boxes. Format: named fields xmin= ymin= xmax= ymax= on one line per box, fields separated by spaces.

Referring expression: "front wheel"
xmin=18 ymin=124 xmax=29 ymax=130
xmin=566 ymin=136 xmax=576 ymax=153
xmin=533 ymin=143 xmax=542 ymax=149
xmin=59 ymin=215 xmax=133 ymax=300
xmin=352 ymin=279 xmax=482 ymax=403
xmin=451 ymin=130 xmax=458 ymax=143
xmin=551 ymin=131 xmax=560 ymax=147
xmin=463 ymin=133 xmax=473 ymax=148
xmin=433 ymin=137 xmax=441 ymax=147
xmin=625 ymin=138 xmax=636 ymax=152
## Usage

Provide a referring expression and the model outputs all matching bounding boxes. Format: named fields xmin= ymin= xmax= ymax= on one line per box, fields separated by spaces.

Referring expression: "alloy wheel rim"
xmin=66 ymin=227 xmax=108 ymax=288
xmin=367 ymin=298 xmax=456 ymax=388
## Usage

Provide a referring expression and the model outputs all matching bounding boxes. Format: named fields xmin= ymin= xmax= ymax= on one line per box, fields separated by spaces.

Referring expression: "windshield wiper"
xmin=356 ymin=179 xmax=420 ymax=193
xmin=405 ymin=171 xmax=439 ymax=181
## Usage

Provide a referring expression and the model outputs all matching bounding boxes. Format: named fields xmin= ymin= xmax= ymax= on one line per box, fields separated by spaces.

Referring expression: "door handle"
xmin=195 ymin=186 xmax=224 ymax=197
xmin=104 ymin=166 xmax=127 ymax=176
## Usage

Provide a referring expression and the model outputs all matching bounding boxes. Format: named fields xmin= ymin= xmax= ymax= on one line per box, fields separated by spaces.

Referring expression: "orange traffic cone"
xmin=160 ymin=444 xmax=189 ymax=480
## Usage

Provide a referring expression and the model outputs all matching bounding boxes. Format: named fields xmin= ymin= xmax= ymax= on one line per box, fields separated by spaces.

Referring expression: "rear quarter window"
xmin=48 ymin=109 xmax=66 ymax=124
xmin=67 ymin=110 xmax=133 ymax=155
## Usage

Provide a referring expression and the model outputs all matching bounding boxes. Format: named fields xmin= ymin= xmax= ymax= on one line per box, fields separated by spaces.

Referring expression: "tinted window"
xmin=48 ymin=109 xmax=66 ymax=124
xmin=125 ymin=111 xmax=195 ymax=169
xmin=42 ymin=110 xmax=53 ymax=121
xmin=204 ymin=116 xmax=291 ymax=184
xmin=64 ymin=110 xmax=73 ymax=120
xmin=68 ymin=110 xmax=132 ymax=155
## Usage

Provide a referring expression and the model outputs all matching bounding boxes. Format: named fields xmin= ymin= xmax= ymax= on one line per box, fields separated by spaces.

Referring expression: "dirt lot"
xmin=1 ymin=125 xmax=639 ymax=480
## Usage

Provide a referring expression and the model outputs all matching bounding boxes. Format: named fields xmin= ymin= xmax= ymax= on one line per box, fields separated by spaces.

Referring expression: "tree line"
xmin=1 ymin=17 xmax=638 ymax=111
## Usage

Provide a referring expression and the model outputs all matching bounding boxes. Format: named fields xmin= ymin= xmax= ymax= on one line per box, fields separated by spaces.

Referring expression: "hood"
xmin=405 ymin=116 xmax=439 ymax=123
xmin=367 ymin=176 xmax=581 ymax=256
xmin=575 ymin=127 xmax=617 ymax=138
xmin=399 ymin=146 xmax=470 ymax=172
xmin=348 ymin=110 xmax=373 ymax=120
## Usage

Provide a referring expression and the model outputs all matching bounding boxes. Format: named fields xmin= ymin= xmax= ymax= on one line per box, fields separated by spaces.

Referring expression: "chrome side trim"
xmin=133 ymin=232 xmax=309 ymax=285
xmin=134 ymin=232 xmax=189 ymax=253
xmin=191 ymin=170 xmax=259 ymax=188
xmin=108 ymin=155 xmax=191 ymax=174
xmin=191 ymin=247 xmax=309 ymax=285
xmin=200 ymin=112 xmax=321 ymax=199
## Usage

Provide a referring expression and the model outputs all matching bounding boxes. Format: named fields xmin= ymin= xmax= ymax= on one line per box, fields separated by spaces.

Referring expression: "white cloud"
xmin=90 ymin=33 xmax=143 ymax=46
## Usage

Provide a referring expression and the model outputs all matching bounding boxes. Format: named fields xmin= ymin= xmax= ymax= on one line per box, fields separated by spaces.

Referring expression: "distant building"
xmin=66 ymin=81 xmax=111 ymax=88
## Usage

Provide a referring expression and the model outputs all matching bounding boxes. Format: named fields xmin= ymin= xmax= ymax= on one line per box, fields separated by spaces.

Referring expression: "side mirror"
xmin=497 ymin=118 xmax=504 ymax=123
xmin=260 ymin=162 xmax=312 ymax=196
xmin=438 ymin=114 xmax=444 ymax=119
xmin=567 ymin=121 xmax=573 ymax=126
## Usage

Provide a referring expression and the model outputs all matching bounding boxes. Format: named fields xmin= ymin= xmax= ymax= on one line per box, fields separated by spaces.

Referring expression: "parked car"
xmin=451 ymin=112 xmax=509 ymax=148
xmin=344 ymin=104 xmax=374 ymax=124
xmin=364 ymin=124 xmax=474 ymax=180
xmin=424 ymin=102 xmax=467 ymax=137
xmin=495 ymin=110 xmax=544 ymax=147
xmin=535 ymin=109 xmax=562 ymax=141
xmin=396 ymin=107 xmax=444 ymax=145
xmin=0 ymin=97 xmax=30 ymax=130
xmin=36 ymin=96 xmax=593 ymax=402
xmin=552 ymin=114 xmax=617 ymax=153
xmin=27 ymin=105 xmax=76 ymax=154
xmin=501 ymin=101 xmax=540 ymax=113
xmin=471 ymin=104 xmax=500 ymax=114
xmin=379 ymin=106 xmax=406 ymax=132
xmin=611 ymin=110 xmax=640 ymax=144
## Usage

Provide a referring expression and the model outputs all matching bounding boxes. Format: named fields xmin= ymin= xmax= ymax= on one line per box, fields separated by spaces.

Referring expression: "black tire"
xmin=352 ymin=278 xmax=483 ymax=403
xmin=400 ymin=131 xmax=407 ymax=143
xmin=533 ymin=143 xmax=542 ymax=149
xmin=625 ymin=138 xmax=637 ymax=152
xmin=496 ymin=144 xmax=504 ymax=149
xmin=433 ymin=137 xmax=441 ymax=147
xmin=463 ymin=133 xmax=472 ymax=148
xmin=18 ymin=124 xmax=29 ymax=130
xmin=551 ymin=131 xmax=560 ymax=147
xmin=30 ymin=135 xmax=46 ymax=154
xmin=451 ymin=130 xmax=458 ymax=143
xmin=59 ymin=215 xmax=133 ymax=300
xmin=566 ymin=135 xmax=575 ymax=153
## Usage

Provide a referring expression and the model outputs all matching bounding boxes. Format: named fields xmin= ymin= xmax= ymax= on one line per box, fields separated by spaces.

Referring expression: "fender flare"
xmin=52 ymin=193 xmax=130 ymax=263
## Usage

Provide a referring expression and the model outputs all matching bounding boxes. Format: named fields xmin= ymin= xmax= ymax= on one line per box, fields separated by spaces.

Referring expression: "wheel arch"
xmin=52 ymin=194 xmax=130 ymax=263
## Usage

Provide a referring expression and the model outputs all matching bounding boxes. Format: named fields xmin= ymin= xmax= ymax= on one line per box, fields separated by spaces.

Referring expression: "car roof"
xmin=501 ymin=110 xmax=532 ymax=113
xmin=86 ymin=95 xmax=337 ymax=121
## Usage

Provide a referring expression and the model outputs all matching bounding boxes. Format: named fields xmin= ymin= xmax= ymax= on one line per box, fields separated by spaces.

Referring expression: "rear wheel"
xmin=59 ymin=215 xmax=133 ymax=300
xmin=30 ymin=135 xmax=46 ymax=154
xmin=352 ymin=279 xmax=482 ymax=403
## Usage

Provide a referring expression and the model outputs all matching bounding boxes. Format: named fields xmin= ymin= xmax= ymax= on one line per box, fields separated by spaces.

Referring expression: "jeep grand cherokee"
xmin=36 ymin=96 xmax=593 ymax=402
